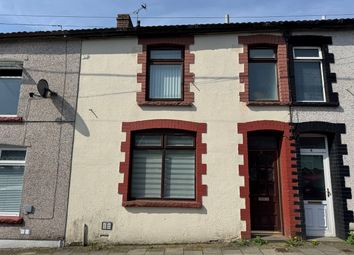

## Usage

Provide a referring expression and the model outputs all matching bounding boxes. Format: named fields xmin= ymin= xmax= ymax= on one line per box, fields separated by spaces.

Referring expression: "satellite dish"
xmin=36 ymin=79 xmax=57 ymax=98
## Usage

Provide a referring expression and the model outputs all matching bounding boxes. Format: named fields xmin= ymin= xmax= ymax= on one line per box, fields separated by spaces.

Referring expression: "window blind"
xmin=149 ymin=65 xmax=182 ymax=99
xmin=131 ymin=150 xmax=162 ymax=198
xmin=164 ymin=150 xmax=195 ymax=199
xmin=0 ymin=166 xmax=24 ymax=215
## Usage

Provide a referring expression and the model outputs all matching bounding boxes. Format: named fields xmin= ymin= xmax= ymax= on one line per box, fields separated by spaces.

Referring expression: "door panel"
xmin=304 ymin=203 xmax=328 ymax=236
xmin=301 ymin=151 xmax=335 ymax=237
xmin=249 ymin=150 xmax=281 ymax=231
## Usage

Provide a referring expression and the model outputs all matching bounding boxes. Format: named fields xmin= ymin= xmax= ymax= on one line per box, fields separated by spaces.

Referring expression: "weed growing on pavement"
xmin=310 ymin=240 xmax=319 ymax=246
xmin=251 ymin=236 xmax=268 ymax=246
xmin=286 ymin=236 xmax=304 ymax=247
xmin=347 ymin=232 xmax=354 ymax=245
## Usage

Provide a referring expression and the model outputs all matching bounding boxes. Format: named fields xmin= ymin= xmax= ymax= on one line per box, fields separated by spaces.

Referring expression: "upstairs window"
xmin=249 ymin=48 xmax=278 ymax=101
xmin=130 ymin=130 xmax=195 ymax=200
xmin=148 ymin=48 xmax=183 ymax=100
xmin=0 ymin=148 xmax=26 ymax=216
xmin=0 ymin=62 xmax=23 ymax=115
xmin=293 ymin=47 xmax=325 ymax=102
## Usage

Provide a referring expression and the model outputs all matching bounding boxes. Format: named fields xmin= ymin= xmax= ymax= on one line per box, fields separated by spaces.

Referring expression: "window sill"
xmin=247 ymin=101 xmax=289 ymax=106
xmin=123 ymin=199 xmax=202 ymax=208
xmin=138 ymin=101 xmax=193 ymax=106
xmin=292 ymin=101 xmax=339 ymax=107
xmin=0 ymin=216 xmax=23 ymax=224
xmin=0 ymin=116 xmax=23 ymax=122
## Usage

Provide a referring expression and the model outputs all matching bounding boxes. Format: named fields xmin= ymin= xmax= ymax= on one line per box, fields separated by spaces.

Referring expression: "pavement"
xmin=0 ymin=242 xmax=354 ymax=255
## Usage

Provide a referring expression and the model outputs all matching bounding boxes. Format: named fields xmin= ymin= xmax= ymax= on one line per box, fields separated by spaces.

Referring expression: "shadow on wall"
xmin=126 ymin=206 xmax=207 ymax=215
xmin=51 ymin=94 xmax=90 ymax=137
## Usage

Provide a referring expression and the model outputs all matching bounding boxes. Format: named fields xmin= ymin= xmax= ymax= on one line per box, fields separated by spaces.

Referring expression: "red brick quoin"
xmin=118 ymin=119 xmax=207 ymax=208
xmin=239 ymin=35 xmax=290 ymax=105
xmin=137 ymin=37 xmax=195 ymax=106
xmin=237 ymin=121 xmax=300 ymax=239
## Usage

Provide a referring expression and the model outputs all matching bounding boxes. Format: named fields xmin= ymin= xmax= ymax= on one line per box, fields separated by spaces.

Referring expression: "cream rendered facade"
xmin=65 ymin=34 xmax=290 ymax=244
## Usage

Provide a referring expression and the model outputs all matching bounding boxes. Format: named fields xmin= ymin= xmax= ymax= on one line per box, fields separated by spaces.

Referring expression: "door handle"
xmin=327 ymin=188 xmax=332 ymax=197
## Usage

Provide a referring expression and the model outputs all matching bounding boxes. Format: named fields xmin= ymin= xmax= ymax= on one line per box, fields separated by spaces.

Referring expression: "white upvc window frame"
xmin=299 ymin=133 xmax=328 ymax=154
xmin=0 ymin=68 xmax=23 ymax=117
xmin=0 ymin=148 xmax=26 ymax=216
xmin=293 ymin=46 xmax=326 ymax=103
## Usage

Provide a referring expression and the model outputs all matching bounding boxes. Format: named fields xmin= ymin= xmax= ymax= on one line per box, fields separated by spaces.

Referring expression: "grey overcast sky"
xmin=0 ymin=0 xmax=354 ymax=32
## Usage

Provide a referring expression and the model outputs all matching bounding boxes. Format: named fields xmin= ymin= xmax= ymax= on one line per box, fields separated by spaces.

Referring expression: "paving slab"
xmin=89 ymin=251 xmax=110 ymax=255
xmin=317 ymin=244 xmax=343 ymax=253
xmin=184 ymin=250 xmax=203 ymax=255
xmin=127 ymin=249 xmax=147 ymax=255
xmin=221 ymin=248 xmax=242 ymax=255
xmin=108 ymin=252 xmax=129 ymax=255
xmin=52 ymin=250 xmax=73 ymax=255
xmin=164 ymin=248 xmax=183 ymax=255
xmin=145 ymin=250 xmax=164 ymax=255
xmin=239 ymin=246 xmax=262 ymax=255
xmin=299 ymin=248 xmax=326 ymax=255
xmin=203 ymin=248 xmax=222 ymax=255
xmin=259 ymin=248 xmax=282 ymax=255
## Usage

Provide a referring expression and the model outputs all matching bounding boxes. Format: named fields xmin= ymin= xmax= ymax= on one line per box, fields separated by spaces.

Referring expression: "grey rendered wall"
xmin=0 ymin=39 xmax=81 ymax=240
xmin=291 ymin=31 xmax=354 ymax=231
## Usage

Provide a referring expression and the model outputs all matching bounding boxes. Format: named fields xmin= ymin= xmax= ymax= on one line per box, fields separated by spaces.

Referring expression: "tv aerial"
xmin=29 ymin=79 xmax=57 ymax=98
xmin=133 ymin=3 xmax=147 ymax=26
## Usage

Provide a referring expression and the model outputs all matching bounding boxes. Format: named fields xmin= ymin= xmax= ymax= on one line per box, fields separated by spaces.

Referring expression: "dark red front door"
xmin=249 ymin=150 xmax=281 ymax=231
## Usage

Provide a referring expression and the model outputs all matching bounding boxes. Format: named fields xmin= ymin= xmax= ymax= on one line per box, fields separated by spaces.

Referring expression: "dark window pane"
xmin=150 ymin=50 xmax=182 ymax=60
xmin=0 ymin=150 xmax=26 ymax=161
xmin=164 ymin=150 xmax=195 ymax=199
xmin=294 ymin=48 xmax=320 ymax=58
xmin=299 ymin=137 xmax=326 ymax=149
xmin=294 ymin=62 xmax=324 ymax=101
xmin=166 ymin=135 xmax=194 ymax=147
xmin=0 ymin=78 xmax=22 ymax=115
xmin=248 ymin=135 xmax=278 ymax=150
xmin=0 ymin=69 xmax=22 ymax=77
xmin=135 ymin=135 xmax=161 ymax=147
xmin=249 ymin=63 xmax=278 ymax=100
xmin=130 ymin=150 xmax=162 ymax=198
xmin=250 ymin=49 xmax=275 ymax=59
xmin=149 ymin=64 xmax=182 ymax=99
xmin=301 ymin=155 xmax=326 ymax=200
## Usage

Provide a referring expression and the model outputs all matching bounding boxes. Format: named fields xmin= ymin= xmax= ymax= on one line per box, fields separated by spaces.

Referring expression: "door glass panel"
xmin=301 ymin=155 xmax=326 ymax=200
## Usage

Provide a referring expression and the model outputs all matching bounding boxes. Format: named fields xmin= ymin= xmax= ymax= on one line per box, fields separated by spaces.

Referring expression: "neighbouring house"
xmin=0 ymin=37 xmax=81 ymax=248
xmin=64 ymin=15 xmax=354 ymax=244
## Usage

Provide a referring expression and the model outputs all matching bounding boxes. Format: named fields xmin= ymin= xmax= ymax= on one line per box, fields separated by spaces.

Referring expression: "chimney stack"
xmin=117 ymin=14 xmax=133 ymax=29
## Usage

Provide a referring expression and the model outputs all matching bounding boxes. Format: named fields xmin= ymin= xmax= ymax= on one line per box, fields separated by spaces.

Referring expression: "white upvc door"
xmin=300 ymin=136 xmax=336 ymax=237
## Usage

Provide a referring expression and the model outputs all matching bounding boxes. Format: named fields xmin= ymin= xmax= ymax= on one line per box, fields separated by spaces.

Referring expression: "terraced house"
xmin=65 ymin=15 xmax=354 ymax=244
xmin=0 ymin=35 xmax=81 ymax=248
xmin=0 ymin=14 xmax=353 ymax=248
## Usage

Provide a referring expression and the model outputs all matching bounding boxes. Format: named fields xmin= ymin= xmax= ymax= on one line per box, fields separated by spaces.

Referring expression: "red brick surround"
xmin=118 ymin=119 xmax=207 ymax=208
xmin=239 ymin=35 xmax=290 ymax=105
xmin=0 ymin=216 xmax=23 ymax=224
xmin=137 ymin=37 xmax=195 ymax=106
xmin=237 ymin=121 xmax=300 ymax=239
xmin=0 ymin=116 xmax=23 ymax=122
